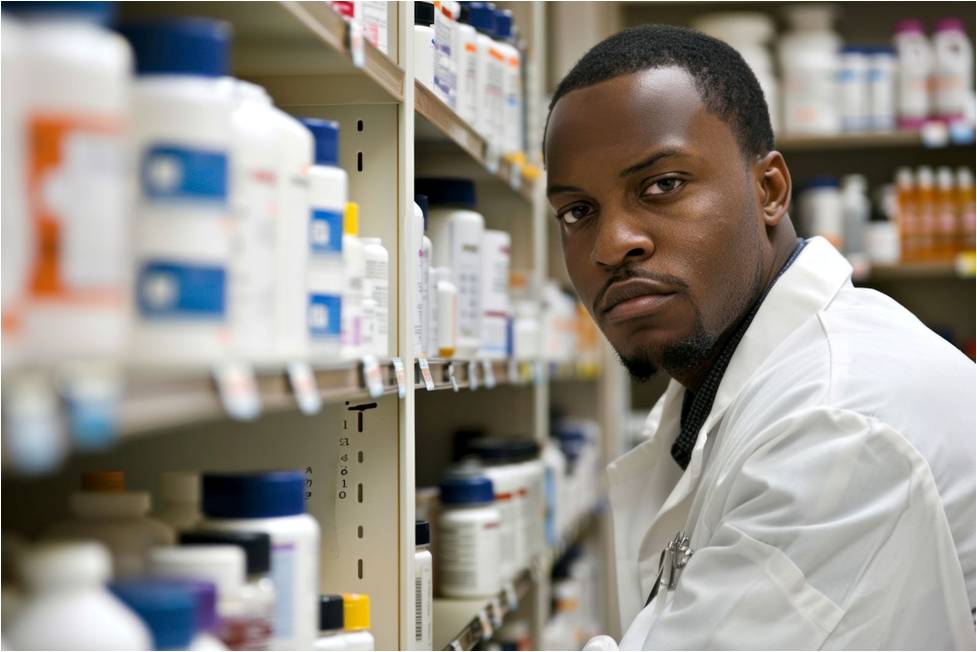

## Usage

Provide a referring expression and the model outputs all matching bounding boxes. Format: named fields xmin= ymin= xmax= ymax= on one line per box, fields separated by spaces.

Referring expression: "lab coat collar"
xmin=607 ymin=237 xmax=853 ymax=627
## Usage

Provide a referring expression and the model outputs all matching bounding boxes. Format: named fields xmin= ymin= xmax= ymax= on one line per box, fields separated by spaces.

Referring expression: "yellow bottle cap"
xmin=81 ymin=470 xmax=127 ymax=492
xmin=342 ymin=592 xmax=370 ymax=631
xmin=344 ymin=202 xmax=360 ymax=237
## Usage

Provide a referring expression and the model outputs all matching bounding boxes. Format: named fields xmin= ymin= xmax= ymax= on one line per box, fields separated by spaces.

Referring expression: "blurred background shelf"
xmin=435 ymin=569 xmax=534 ymax=651
xmin=777 ymin=131 xmax=975 ymax=152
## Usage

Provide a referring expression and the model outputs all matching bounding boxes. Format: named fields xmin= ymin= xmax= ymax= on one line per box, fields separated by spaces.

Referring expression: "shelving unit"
xmin=435 ymin=570 xmax=535 ymax=651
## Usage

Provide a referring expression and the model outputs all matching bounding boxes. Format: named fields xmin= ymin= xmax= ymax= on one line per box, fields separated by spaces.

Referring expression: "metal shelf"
xmin=435 ymin=569 xmax=535 ymax=651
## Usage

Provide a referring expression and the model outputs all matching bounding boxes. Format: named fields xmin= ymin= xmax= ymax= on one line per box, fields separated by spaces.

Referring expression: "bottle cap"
xmin=344 ymin=202 xmax=360 ymax=236
xmin=202 ymin=471 xmax=306 ymax=518
xmin=179 ymin=530 xmax=271 ymax=576
xmin=416 ymin=520 xmax=431 ymax=546
xmin=414 ymin=0 xmax=434 ymax=26
xmin=2 ymin=1 xmax=113 ymax=23
xmin=916 ymin=166 xmax=935 ymax=187
xmin=148 ymin=545 xmax=245 ymax=598
xmin=172 ymin=579 xmax=218 ymax=634
xmin=893 ymin=19 xmax=925 ymax=35
xmin=803 ymin=175 xmax=840 ymax=190
xmin=439 ymin=464 xmax=495 ymax=505
xmin=361 ymin=237 xmax=383 ymax=248
xmin=82 ymin=469 xmax=126 ymax=492
xmin=111 ymin=580 xmax=197 ymax=650
xmin=494 ymin=8 xmax=513 ymax=40
xmin=934 ymin=18 xmax=965 ymax=33
xmin=468 ymin=437 xmax=540 ymax=464
xmin=415 ymin=178 xmax=477 ymax=208
xmin=22 ymin=542 xmax=111 ymax=590
xmin=414 ymin=194 xmax=429 ymax=222
xmin=320 ymin=594 xmax=345 ymax=632
xmin=467 ymin=2 xmax=497 ymax=37
xmin=122 ymin=19 xmax=231 ymax=78
xmin=301 ymin=118 xmax=341 ymax=166
xmin=342 ymin=593 xmax=371 ymax=631
xmin=160 ymin=471 xmax=200 ymax=505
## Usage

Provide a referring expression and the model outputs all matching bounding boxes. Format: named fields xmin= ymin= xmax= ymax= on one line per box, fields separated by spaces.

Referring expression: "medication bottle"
xmin=413 ymin=1 xmax=435 ymax=90
xmin=541 ymin=438 xmax=566 ymax=545
xmin=7 ymin=542 xmax=151 ymax=650
xmin=841 ymin=175 xmax=870 ymax=262
xmin=867 ymin=46 xmax=897 ymax=131
xmin=416 ymin=178 xmax=485 ymax=358
xmin=839 ymin=47 xmax=870 ymax=133
xmin=125 ymin=19 xmax=235 ymax=366
xmin=932 ymin=18 xmax=973 ymax=123
xmin=895 ymin=166 xmax=918 ymax=261
xmin=453 ymin=3 xmax=479 ymax=125
xmin=155 ymin=471 xmax=201 ymax=532
xmin=433 ymin=0 xmax=457 ymax=108
xmin=799 ymin=177 xmax=843 ymax=250
xmin=468 ymin=3 xmax=500 ymax=140
xmin=341 ymin=202 xmax=366 ymax=360
xmin=437 ymin=464 xmax=501 ymax=598
xmin=413 ymin=196 xmax=432 ymax=358
xmin=8 ymin=1 xmax=131 ymax=364
xmin=935 ymin=167 xmax=958 ymax=261
xmin=111 ymin=579 xmax=197 ymax=651
xmin=480 ymin=230 xmax=511 ymax=359
xmin=957 ymin=167 xmax=976 ymax=252
xmin=301 ymin=118 xmax=347 ymax=362
xmin=359 ymin=1 xmax=390 ymax=55
xmin=778 ymin=4 xmax=842 ymax=135
xmin=177 ymin=580 xmax=226 ymax=651
xmin=200 ymin=471 xmax=320 ymax=650
xmin=431 ymin=268 xmax=459 ymax=359
xmin=466 ymin=438 xmax=526 ymax=579
xmin=178 ymin=530 xmax=276 ymax=649
xmin=893 ymin=19 xmax=932 ymax=130
xmin=494 ymin=9 xmax=522 ymax=154
xmin=362 ymin=237 xmax=390 ymax=358
xmin=414 ymin=520 xmax=433 ymax=651
xmin=313 ymin=594 xmax=345 ymax=651
xmin=46 ymin=470 xmax=175 ymax=577
xmin=915 ymin=166 xmax=937 ymax=261
xmin=866 ymin=219 xmax=901 ymax=265
xmin=510 ymin=440 xmax=545 ymax=562
xmin=341 ymin=593 xmax=375 ymax=651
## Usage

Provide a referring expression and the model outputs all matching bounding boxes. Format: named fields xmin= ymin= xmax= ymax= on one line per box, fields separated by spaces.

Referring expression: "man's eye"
xmin=643 ymin=177 xmax=685 ymax=196
xmin=557 ymin=204 xmax=593 ymax=225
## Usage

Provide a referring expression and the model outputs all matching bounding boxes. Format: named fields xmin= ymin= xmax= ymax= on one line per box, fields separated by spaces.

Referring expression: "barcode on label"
xmin=415 ymin=575 xmax=423 ymax=642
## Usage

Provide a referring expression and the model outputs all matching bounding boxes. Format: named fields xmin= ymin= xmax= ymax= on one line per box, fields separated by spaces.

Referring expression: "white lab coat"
xmin=588 ymin=237 xmax=976 ymax=650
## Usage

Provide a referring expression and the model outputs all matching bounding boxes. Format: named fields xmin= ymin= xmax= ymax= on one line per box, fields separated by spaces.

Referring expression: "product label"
xmin=231 ymin=167 xmax=278 ymax=346
xmin=137 ymin=260 xmax=226 ymax=319
xmin=271 ymin=542 xmax=296 ymax=640
xmin=439 ymin=517 xmax=500 ymax=595
xmin=308 ymin=293 xmax=342 ymax=338
xmin=456 ymin=243 xmax=482 ymax=343
xmin=433 ymin=1 xmax=457 ymax=107
xmin=415 ymin=557 xmax=433 ymax=648
xmin=310 ymin=208 xmax=344 ymax=255
xmin=140 ymin=144 xmax=228 ymax=203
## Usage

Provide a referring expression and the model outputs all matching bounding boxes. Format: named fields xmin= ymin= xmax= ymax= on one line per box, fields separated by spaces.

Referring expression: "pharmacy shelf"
xmin=415 ymin=81 xmax=538 ymax=203
xmin=776 ymin=130 xmax=974 ymax=152
xmin=549 ymin=505 xmax=605 ymax=569
xmin=416 ymin=358 xmax=537 ymax=392
xmin=435 ymin=569 xmax=535 ymax=651
xmin=549 ymin=361 xmax=602 ymax=382
xmin=853 ymin=254 xmax=977 ymax=283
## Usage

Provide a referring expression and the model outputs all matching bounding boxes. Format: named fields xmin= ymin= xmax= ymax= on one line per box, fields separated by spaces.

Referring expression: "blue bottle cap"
xmin=122 ymin=18 xmax=230 ymax=77
xmin=3 ymin=1 xmax=114 ymax=23
xmin=110 ymin=579 xmax=197 ymax=650
xmin=440 ymin=468 xmax=494 ymax=505
xmin=415 ymin=178 xmax=477 ymax=209
xmin=300 ymin=118 xmax=341 ymax=166
xmin=494 ymin=9 xmax=513 ymax=40
xmin=202 ymin=471 xmax=306 ymax=519
xmin=803 ymin=175 xmax=841 ymax=190
xmin=467 ymin=2 xmax=497 ymax=37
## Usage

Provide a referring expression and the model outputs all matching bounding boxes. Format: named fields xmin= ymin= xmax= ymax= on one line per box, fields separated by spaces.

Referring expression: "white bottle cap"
xmin=159 ymin=471 xmax=200 ymax=505
xmin=895 ymin=167 xmax=914 ymax=188
xmin=957 ymin=167 xmax=974 ymax=188
xmin=148 ymin=545 xmax=245 ymax=598
xmin=936 ymin=167 xmax=955 ymax=190
xmin=916 ymin=166 xmax=935 ymax=188
xmin=70 ymin=491 xmax=152 ymax=518
xmin=361 ymin=237 xmax=383 ymax=248
xmin=22 ymin=541 xmax=112 ymax=590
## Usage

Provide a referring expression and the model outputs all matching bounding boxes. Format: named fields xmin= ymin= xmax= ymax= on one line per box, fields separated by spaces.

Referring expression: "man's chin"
xmin=614 ymin=329 xmax=716 ymax=383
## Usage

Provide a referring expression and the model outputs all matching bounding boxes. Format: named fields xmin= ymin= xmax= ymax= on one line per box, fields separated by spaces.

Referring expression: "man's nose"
xmin=591 ymin=209 xmax=655 ymax=269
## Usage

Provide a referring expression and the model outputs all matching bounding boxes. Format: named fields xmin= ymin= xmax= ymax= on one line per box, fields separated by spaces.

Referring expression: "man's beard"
xmin=617 ymin=305 xmax=715 ymax=383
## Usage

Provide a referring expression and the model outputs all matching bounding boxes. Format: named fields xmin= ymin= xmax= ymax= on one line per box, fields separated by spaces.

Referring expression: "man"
xmin=544 ymin=25 xmax=975 ymax=650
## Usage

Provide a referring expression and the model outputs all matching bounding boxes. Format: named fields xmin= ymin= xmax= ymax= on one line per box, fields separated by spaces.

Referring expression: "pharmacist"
xmin=544 ymin=25 xmax=975 ymax=650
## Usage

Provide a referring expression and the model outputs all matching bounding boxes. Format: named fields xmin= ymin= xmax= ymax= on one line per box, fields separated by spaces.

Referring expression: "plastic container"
xmin=7 ymin=542 xmax=151 ymax=650
xmin=935 ymin=167 xmax=958 ymax=260
xmin=841 ymin=175 xmax=870 ymax=260
xmin=200 ymin=471 xmax=320 ymax=649
xmin=465 ymin=439 xmax=526 ymax=580
xmin=453 ymin=3 xmax=479 ymax=125
xmin=494 ymin=9 xmax=522 ymax=154
xmin=341 ymin=593 xmax=376 ymax=651
xmin=155 ymin=471 xmax=201 ymax=532
xmin=799 ymin=177 xmax=843 ymax=249
xmin=866 ymin=220 xmax=901 ymax=264
xmin=360 ymin=237 xmax=390 ymax=357
xmin=915 ymin=166 xmax=938 ymax=261
xmin=778 ymin=4 xmax=841 ymax=135
xmin=432 ymin=267 xmax=458 ymax=358
xmin=125 ymin=19 xmax=235 ymax=366
xmin=358 ymin=1 xmax=389 ymax=55
xmin=511 ymin=441 xmax=545 ymax=562
xmin=542 ymin=439 xmax=566 ymax=546
xmin=341 ymin=202 xmax=366 ymax=360
xmin=895 ymin=166 xmax=919 ymax=262
xmin=413 ymin=196 xmax=432 ymax=358
xmin=933 ymin=18 xmax=973 ymax=123
xmin=46 ymin=470 xmax=175 ymax=577
xmin=437 ymin=464 xmax=501 ymax=598
xmin=313 ymin=594 xmax=345 ymax=651
xmin=867 ymin=47 xmax=897 ymax=131
xmin=840 ymin=47 xmax=870 ymax=132
xmin=413 ymin=1 xmax=435 ymax=90
xmin=957 ymin=167 xmax=976 ymax=252
xmin=111 ymin=579 xmax=197 ymax=651
xmin=433 ymin=0 xmax=457 ymax=108
xmin=414 ymin=520 xmax=434 ymax=651
xmin=7 ymin=2 xmax=131 ymax=364
xmin=179 ymin=580 xmax=226 ymax=651
xmin=468 ymin=3 xmax=501 ymax=140
xmin=416 ymin=178 xmax=485 ymax=358
xmin=479 ymin=229 xmax=511 ymax=359
xmin=893 ymin=19 xmax=932 ymax=130
xmin=302 ymin=118 xmax=347 ymax=362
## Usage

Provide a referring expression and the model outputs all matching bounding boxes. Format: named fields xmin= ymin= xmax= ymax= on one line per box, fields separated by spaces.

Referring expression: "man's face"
xmin=545 ymin=67 xmax=770 ymax=380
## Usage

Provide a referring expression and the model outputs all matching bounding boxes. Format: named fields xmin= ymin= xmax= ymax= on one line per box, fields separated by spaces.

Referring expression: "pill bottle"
xmin=893 ymin=19 xmax=932 ymax=130
xmin=866 ymin=47 xmax=897 ymax=132
xmin=416 ymin=178 xmax=485 ymax=358
xmin=413 ymin=195 xmax=432 ymax=358
xmin=200 ymin=471 xmax=320 ymax=649
xmin=479 ymin=229 xmax=511 ymax=360
xmin=799 ymin=177 xmax=843 ymax=249
xmin=341 ymin=202 xmax=366 ymax=360
xmin=178 ymin=530 xmax=276 ymax=649
xmin=839 ymin=47 xmax=870 ymax=133
xmin=301 ymin=118 xmax=347 ymax=362
xmin=47 ymin=470 xmax=175 ymax=577
xmin=841 ymin=175 xmax=870 ymax=261
xmin=453 ymin=2 xmax=479 ymax=125
xmin=313 ymin=594 xmax=345 ymax=651
xmin=124 ymin=19 xmax=235 ymax=367
xmin=508 ymin=439 xmax=545 ymax=563
xmin=413 ymin=1 xmax=435 ymax=90
xmin=865 ymin=220 xmax=901 ymax=265
xmin=466 ymin=438 xmax=528 ymax=577
xmin=8 ymin=542 xmax=151 ymax=650
xmin=895 ymin=166 xmax=918 ymax=261
xmin=433 ymin=1 xmax=457 ymax=108
xmin=359 ymin=1 xmax=390 ymax=55
xmin=111 ymin=579 xmax=197 ymax=651
xmin=935 ymin=167 xmax=958 ymax=261
xmin=915 ymin=166 xmax=938 ymax=261
xmin=414 ymin=520 xmax=433 ymax=651
xmin=468 ymin=2 xmax=500 ymax=140
xmin=433 ymin=267 xmax=459 ymax=358
xmin=174 ymin=580 xmax=226 ymax=651
xmin=957 ymin=167 xmax=976 ymax=252
xmin=778 ymin=4 xmax=842 ymax=135
xmin=541 ymin=439 xmax=566 ymax=545
xmin=493 ymin=9 xmax=522 ymax=154
xmin=156 ymin=471 xmax=201 ymax=532
xmin=362 ymin=237 xmax=390 ymax=358
xmin=437 ymin=463 xmax=501 ymax=598
xmin=427 ymin=266 xmax=441 ymax=358
xmin=341 ymin=593 xmax=375 ymax=651
xmin=932 ymin=18 xmax=972 ymax=123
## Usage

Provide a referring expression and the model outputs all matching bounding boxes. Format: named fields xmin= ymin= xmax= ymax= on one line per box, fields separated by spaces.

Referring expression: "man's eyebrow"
xmin=546 ymin=183 xmax=585 ymax=197
xmin=618 ymin=148 xmax=683 ymax=179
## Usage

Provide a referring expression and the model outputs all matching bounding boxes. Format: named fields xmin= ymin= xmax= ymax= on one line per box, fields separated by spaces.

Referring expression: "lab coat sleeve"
xmin=621 ymin=407 xmax=974 ymax=650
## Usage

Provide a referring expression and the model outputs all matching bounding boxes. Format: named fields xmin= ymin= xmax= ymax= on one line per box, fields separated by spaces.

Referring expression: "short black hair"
xmin=546 ymin=24 xmax=774 ymax=161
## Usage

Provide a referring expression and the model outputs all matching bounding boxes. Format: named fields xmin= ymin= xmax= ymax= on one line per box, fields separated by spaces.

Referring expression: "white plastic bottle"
xmin=155 ymin=471 xmax=201 ymax=532
xmin=437 ymin=464 xmax=501 ymax=598
xmin=342 ymin=202 xmax=366 ymax=360
xmin=893 ymin=19 xmax=932 ymax=130
xmin=480 ymin=229 xmax=511 ymax=359
xmin=466 ymin=439 xmax=526 ymax=580
xmin=341 ymin=593 xmax=375 ymax=651
xmin=414 ymin=521 xmax=433 ymax=651
xmin=469 ymin=3 xmax=500 ymax=140
xmin=302 ymin=118 xmax=348 ymax=362
xmin=839 ymin=47 xmax=870 ymax=133
xmin=10 ymin=2 xmax=131 ymax=364
xmin=778 ymin=4 xmax=842 ymax=135
xmin=434 ymin=267 xmax=459 ymax=358
xmin=359 ymin=1 xmax=390 ymax=55
xmin=453 ymin=3 xmax=479 ymax=125
xmin=541 ymin=438 xmax=566 ymax=546
xmin=110 ymin=578 xmax=198 ymax=651
xmin=841 ymin=175 xmax=871 ymax=264
xmin=417 ymin=178 xmax=485 ymax=358
xmin=362 ymin=237 xmax=390 ymax=358
xmin=867 ymin=47 xmax=897 ymax=131
xmin=433 ymin=0 xmax=457 ymax=108
xmin=799 ymin=177 xmax=844 ymax=249
xmin=314 ymin=594 xmax=346 ymax=650
xmin=8 ymin=542 xmax=151 ymax=650
xmin=932 ymin=18 xmax=973 ymax=124
xmin=493 ymin=9 xmax=522 ymax=155
xmin=46 ymin=470 xmax=175 ymax=577
xmin=413 ymin=1 xmax=435 ymax=90
xmin=413 ymin=196 xmax=432 ymax=358
xmin=201 ymin=471 xmax=320 ymax=649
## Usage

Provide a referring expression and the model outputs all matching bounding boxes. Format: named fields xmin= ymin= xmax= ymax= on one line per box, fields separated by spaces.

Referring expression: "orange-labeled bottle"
xmin=957 ymin=168 xmax=976 ymax=253
xmin=895 ymin=167 xmax=917 ymax=262
xmin=914 ymin=166 xmax=937 ymax=262
xmin=935 ymin=167 xmax=958 ymax=261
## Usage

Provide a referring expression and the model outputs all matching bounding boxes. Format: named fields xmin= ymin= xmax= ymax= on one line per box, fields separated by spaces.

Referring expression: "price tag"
xmin=509 ymin=162 xmax=521 ymax=190
xmin=504 ymin=581 xmax=518 ymax=611
xmin=349 ymin=20 xmax=366 ymax=69
xmin=417 ymin=357 xmax=435 ymax=391
xmin=485 ymin=144 xmax=500 ymax=174
xmin=447 ymin=362 xmax=460 ymax=392
xmin=213 ymin=363 xmax=261 ymax=421
xmin=58 ymin=362 xmax=121 ymax=451
xmin=468 ymin=359 xmax=479 ymax=391
xmin=390 ymin=357 xmax=407 ymax=399
xmin=361 ymin=354 xmax=385 ymax=398
xmin=477 ymin=609 xmax=493 ymax=640
xmin=287 ymin=362 xmax=322 ymax=414
xmin=6 ymin=373 xmax=66 ymax=474
xmin=507 ymin=358 xmax=519 ymax=384
xmin=489 ymin=596 xmax=504 ymax=627
xmin=482 ymin=359 xmax=496 ymax=388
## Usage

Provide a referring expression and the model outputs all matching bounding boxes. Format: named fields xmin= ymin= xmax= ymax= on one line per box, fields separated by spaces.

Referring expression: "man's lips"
xmin=598 ymin=279 xmax=677 ymax=324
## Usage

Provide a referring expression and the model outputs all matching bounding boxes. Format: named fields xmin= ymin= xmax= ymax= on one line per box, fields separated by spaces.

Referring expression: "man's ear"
xmin=755 ymin=151 xmax=792 ymax=227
